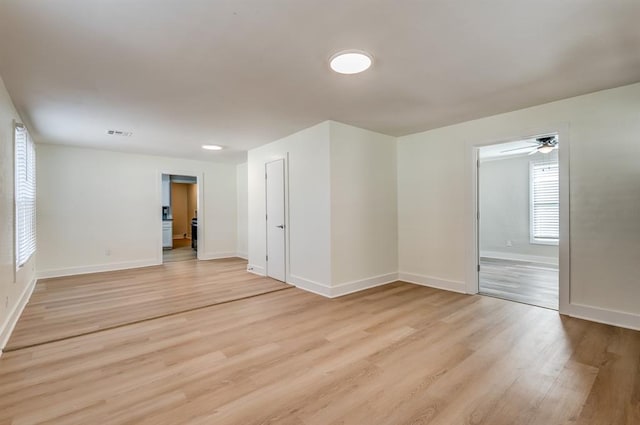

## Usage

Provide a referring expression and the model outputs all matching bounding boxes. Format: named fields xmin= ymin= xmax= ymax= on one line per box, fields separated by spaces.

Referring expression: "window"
xmin=530 ymin=159 xmax=559 ymax=245
xmin=15 ymin=123 xmax=36 ymax=268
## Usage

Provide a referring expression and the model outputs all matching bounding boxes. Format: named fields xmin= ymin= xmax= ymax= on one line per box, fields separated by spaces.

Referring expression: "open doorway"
xmin=162 ymin=174 xmax=198 ymax=263
xmin=477 ymin=135 xmax=559 ymax=310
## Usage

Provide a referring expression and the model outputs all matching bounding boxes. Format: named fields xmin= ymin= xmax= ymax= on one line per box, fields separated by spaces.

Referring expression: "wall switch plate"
xmin=506 ymin=240 xmax=513 ymax=247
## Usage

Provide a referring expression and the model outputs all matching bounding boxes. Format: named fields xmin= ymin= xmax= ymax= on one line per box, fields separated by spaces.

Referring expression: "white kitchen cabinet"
xmin=162 ymin=221 xmax=173 ymax=248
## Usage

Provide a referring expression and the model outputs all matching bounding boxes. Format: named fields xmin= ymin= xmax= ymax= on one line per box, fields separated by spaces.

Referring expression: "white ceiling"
xmin=1 ymin=1 xmax=639 ymax=163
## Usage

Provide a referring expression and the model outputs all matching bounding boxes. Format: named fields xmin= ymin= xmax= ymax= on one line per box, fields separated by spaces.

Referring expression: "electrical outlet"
xmin=506 ymin=240 xmax=513 ymax=247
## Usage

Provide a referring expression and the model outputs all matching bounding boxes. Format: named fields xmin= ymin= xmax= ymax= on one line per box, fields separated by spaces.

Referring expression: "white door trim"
xmin=157 ymin=170 xmax=204 ymax=263
xmin=465 ymin=124 xmax=570 ymax=314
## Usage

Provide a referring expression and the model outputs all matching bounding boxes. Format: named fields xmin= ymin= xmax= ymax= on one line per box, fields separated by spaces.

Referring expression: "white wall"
xmin=247 ymin=121 xmax=398 ymax=296
xmin=330 ymin=122 xmax=398 ymax=286
xmin=36 ymin=144 xmax=238 ymax=276
xmin=247 ymin=121 xmax=332 ymax=289
xmin=398 ymin=83 xmax=640 ymax=324
xmin=479 ymin=153 xmax=558 ymax=263
xmin=397 ymin=135 xmax=466 ymax=292
xmin=0 ymin=76 xmax=36 ymax=351
xmin=236 ymin=163 xmax=248 ymax=259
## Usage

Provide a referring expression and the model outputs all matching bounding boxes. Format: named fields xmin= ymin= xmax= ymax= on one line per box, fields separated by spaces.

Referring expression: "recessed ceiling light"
xmin=202 ymin=144 xmax=223 ymax=151
xmin=329 ymin=50 xmax=372 ymax=74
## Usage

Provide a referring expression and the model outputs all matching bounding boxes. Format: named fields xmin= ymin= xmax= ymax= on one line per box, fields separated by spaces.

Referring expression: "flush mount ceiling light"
xmin=329 ymin=50 xmax=372 ymax=74
xmin=202 ymin=144 xmax=223 ymax=151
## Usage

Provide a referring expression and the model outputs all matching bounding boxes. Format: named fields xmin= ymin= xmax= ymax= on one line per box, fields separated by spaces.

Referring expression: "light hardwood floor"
xmin=163 ymin=246 xmax=197 ymax=263
xmin=1 ymin=262 xmax=638 ymax=424
xmin=479 ymin=257 xmax=559 ymax=310
xmin=5 ymin=258 xmax=289 ymax=350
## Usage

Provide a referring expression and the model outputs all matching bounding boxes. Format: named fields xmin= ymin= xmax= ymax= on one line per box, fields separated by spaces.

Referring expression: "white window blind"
xmin=15 ymin=124 xmax=36 ymax=268
xmin=530 ymin=160 xmax=559 ymax=244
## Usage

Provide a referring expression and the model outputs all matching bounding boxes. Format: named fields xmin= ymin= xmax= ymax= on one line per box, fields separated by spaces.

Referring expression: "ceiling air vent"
xmin=106 ymin=129 xmax=133 ymax=137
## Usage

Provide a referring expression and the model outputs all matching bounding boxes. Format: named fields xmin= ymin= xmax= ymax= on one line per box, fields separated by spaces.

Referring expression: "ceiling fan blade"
xmin=528 ymin=149 xmax=538 ymax=155
xmin=500 ymin=145 xmax=537 ymax=153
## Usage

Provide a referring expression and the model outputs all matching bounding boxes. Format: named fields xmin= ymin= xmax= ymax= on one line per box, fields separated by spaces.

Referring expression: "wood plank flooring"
xmin=479 ymin=257 xmax=559 ymax=310
xmin=5 ymin=258 xmax=289 ymax=350
xmin=163 ymin=246 xmax=197 ymax=263
xmin=1 ymin=261 xmax=638 ymax=424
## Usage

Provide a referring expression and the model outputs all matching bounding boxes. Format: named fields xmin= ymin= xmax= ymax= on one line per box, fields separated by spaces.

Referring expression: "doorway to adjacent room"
xmin=162 ymin=174 xmax=198 ymax=263
xmin=477 ymin=135 xmax=560 ymax=310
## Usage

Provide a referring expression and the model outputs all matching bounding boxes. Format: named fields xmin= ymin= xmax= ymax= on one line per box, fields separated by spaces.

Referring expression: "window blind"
xmin=530 ymin=160 xmax=559 ymax=243
xmin=15 ymin=124 xmax=36 ymax=268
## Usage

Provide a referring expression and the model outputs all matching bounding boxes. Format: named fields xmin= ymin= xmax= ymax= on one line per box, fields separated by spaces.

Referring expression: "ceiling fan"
xmin=501 ymin=136 xmax=558 ymax=155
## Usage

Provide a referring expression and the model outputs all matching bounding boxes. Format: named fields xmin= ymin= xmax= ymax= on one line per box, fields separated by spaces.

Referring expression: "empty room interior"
xmin=0 ymin=1 xmax=639 ymax=424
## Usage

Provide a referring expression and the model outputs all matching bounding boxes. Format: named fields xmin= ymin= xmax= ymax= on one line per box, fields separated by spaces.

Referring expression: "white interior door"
xmin=266 ymin=159 xmax=286 ymax=282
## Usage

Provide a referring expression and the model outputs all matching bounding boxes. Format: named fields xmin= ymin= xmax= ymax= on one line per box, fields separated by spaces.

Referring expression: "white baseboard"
xmin=289 ymin=273 xmax=398 ymax=298
xmin=330 ymin=273 xmax=398 ymax=297
xmin=566 ymin=303 xmax=640 ymax=331
xmin=198 ymin=252 xmax=238 ymax=261
xmin=0 ymin=277 xmax=37 ymax=355
xmin=480 ymin=251 xmax=558 ymax=266
xmin=236 ymin=252 xmax=248 ymax=260
xmin=398 ymin=272 xmax=466 ymax=294
xmin=247 ymin=264 xmax=265 ymax=276
xmin=288 ymin=274 xmax=332 ymax=297
xmin=37 ymin=259 xmax=160 ymax=279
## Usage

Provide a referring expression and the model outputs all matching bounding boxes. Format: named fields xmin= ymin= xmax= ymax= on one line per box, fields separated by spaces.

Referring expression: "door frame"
xmin=157 ymin=170 xmax=205 ymax=263
xmin=264 ymin=156 xmax=290 ymax=283
xmin=465 ymin=124 xmax=570 ymax=314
